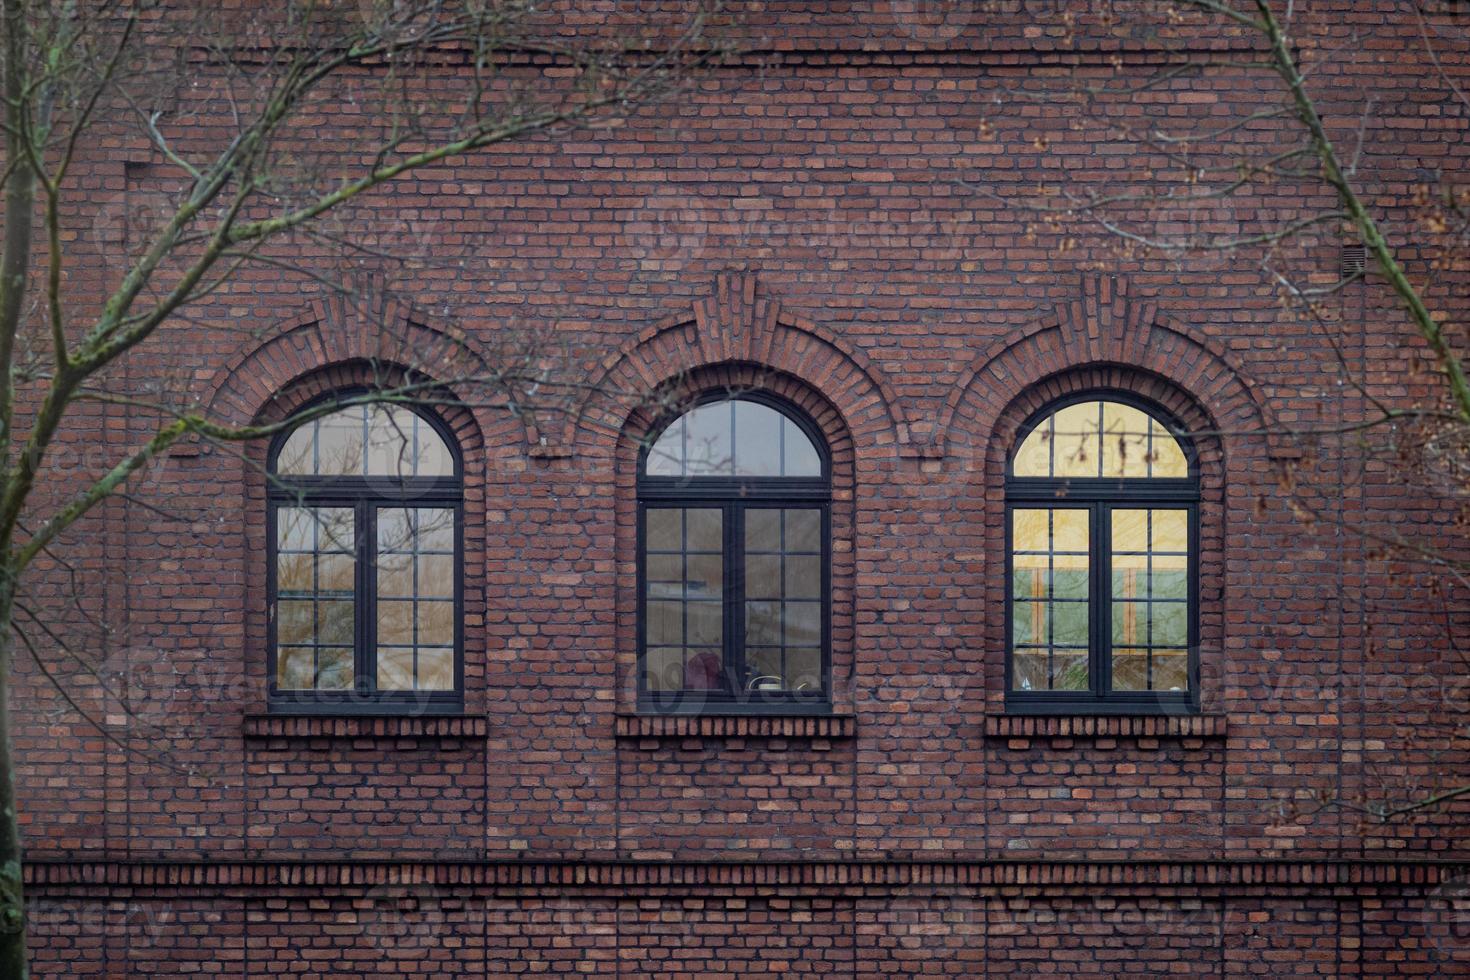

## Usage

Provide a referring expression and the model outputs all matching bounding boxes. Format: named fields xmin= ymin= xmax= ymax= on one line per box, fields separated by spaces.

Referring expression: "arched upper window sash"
xmin=1010 ymin=396 xmax=1195 ymax=482
xmin=641 ymin=395 xmax=826 ymax=481
xmin=272 ymin=400 xmax=458 ymax=481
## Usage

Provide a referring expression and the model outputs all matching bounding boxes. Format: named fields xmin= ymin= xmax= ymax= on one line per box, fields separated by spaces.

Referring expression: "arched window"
xmin=268 ymin=397 xmax=462 ymax=712
xmin=1006 ymin=394 xmax=1198 ymax=713
xmin=638 ymin=394 xmax=830 ymax=712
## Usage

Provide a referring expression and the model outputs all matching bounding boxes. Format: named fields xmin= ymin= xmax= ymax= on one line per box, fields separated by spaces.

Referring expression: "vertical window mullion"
xmin=359 ymin=499 xmax=373 ymax=695
xmin=728 ymin=502 xmax=743 ymax=698
xmin=1095 ymin=500 xmax=1109 ymax=700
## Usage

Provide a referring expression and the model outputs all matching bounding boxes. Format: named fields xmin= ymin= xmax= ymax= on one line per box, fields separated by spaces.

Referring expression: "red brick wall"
xmin=14 ymin=0 xmax=1470 ymax=974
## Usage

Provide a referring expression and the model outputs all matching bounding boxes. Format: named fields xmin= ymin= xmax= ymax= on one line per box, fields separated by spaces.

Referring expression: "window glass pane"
xmin=277 ymin=648 xmax=315 ymax=690
xmin=1051 ymin=401 xmax=1100 ymax=478
xmin=276 ymin=425 xmax=316 ymax=476
xmin=378 ymin=600 xmax=414 ymax=646
xmin=377 ymin=647 xmax=414 ymax=691
xmin=686 ymin=601 xmax=723 ymax=646
xmin=1151 ymin=418 xmax=1189 ymax=478
xmin=1052 ymin=652 xmax=1089 ymax=691
xmin=747 ymin=648 xmax=785 ymax=691
xmin=646 ymin=509 xmax=682 ymax=551
xmin=1153 ymin=651 xmax=1189 ymax=692
xmin=1012 ymin=651 xmax=1048 ymax=692
xmin=1012 ymin=421 xmax=1052 ymax=478
xmin=785 ymin=509 xmax=822 ymax=553
xmin=1052 ymin=602 xmax=1088 ymax=647
xmin=1101 ymin=401 xmax=1153 ymax=479
xmin=1152 ymin=602 xmax=1188 ymax=647
xmin=734 ymin=400 xmax=782 ymax=476
xmin=786 ymin=648 xmax=822 ymax=692
xmin=318 ymin=553 xmax=355 ymax=594
xmin=377 ymin=552 xmax=414 ymax=598
xmin=686 ymin=509 xmax=722 ymax=552
xmin=647 ymin=554 xmax=683 ymax=585
xmin=745 ymin=555 xmax=781 ymax=599
xmin=277 ymin=553 xmax=312 ymax=594
xmin=782 ymin=416 xmax=822 ymax=477
xmin=686 ymin=554 xmax=723 ymax=598
xmin=366 ymin=405 xmax=416 ymax=478
xmin=745 ymin=601 xmax=782 ymax=646
xmin=417 ymin=648 xmax=456 ymax=691
xmin=1009 ymin=507 xmax=1090 ymax=693
xmin=646 ymin=600 xmax=682 ymax=646
xmin=646 ymin=417 xmax=684 ymax=477
xmin=317 ymin=407 xmax=366 ymax=475
xmin=684 ymin=650 xmax=723 ymax=690
xmin=277 ymin=507 xmax=315 ymax=552
xmin=645 ymin=648 xmax=684 ymax=691
xmin=745 ymin=510 xmax=781 ymax=552
xmin=786 ymin=555 xmax=822 ymax=599
xmin=418 ymin=600 xmax=455 ymax=647
xmin=317 ymin=647 xmax=354 ymax=691
xmin=418 ymin=554 xmax=455 ymax=598
xmin=783 ymin=601 xmax=821 ymax=646
xmin=318 ymin=600 xmax=354 ymax=646
xmin=278 ymin=600 xmax=315 ymax=645
xmin=1111 ymin=651 xmax=1149 ymax=692
xmin=683 ymin=401 xmax=734 ymax=476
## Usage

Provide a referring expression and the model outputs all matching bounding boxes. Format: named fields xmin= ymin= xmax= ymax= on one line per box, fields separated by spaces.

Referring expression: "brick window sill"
xmin=243 ymin=714 xmax=487 ymax=740
xmin=983 ymin=714 xmax=1226 ymax=740
xmin=615 ymin=713 xmax=856 ymax=740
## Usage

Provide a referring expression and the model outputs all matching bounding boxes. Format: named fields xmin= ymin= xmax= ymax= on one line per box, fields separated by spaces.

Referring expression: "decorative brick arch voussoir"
xmin=200 ymin=291 xmax=536 ymax=449
xmin=555 ymin=271 xmax=912 ymax=459
xmin=936 ymin=274 xmax=1288 ymax=462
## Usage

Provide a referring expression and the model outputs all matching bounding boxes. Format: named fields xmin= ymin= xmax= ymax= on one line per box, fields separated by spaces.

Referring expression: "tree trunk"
xmin=0 ymin=595 xmax=27 ymax=978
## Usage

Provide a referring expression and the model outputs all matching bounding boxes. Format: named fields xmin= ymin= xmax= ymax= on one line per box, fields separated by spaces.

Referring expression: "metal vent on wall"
xmin=1341 ymin=243 xmax=1367 ymax=276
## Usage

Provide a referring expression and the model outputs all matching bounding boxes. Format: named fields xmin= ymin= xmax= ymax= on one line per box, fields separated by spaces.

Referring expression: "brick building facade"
xmin=16 ymin=1 xmax=1470 ymax=976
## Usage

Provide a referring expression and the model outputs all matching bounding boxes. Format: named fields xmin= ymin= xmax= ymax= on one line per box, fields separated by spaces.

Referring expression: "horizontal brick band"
xmin=24 ymin=858 xmax=1463 ymax=894
xmin=983 ymin=714 xmax=1228 ymax=740
xmin=242 ymin=715 xmax=488 ymax=740
xmin=614 ymin=713 xmax=856 ymax=740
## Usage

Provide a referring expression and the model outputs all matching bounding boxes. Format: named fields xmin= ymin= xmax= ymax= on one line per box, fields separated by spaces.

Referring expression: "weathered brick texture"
xmin=15 ymin=0 xmax=1470 ymax=974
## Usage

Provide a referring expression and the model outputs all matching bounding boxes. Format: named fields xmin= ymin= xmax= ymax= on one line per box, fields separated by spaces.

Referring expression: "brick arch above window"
xmin=936 ymin=274 xmax=1286 ymax=469
xmin=556 ymin=271 xmax=912 ymax=462
xmin=199 ymin=291 xmax=537 ymax=452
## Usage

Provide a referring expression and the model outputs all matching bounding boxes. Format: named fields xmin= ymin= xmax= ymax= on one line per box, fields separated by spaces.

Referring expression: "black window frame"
xmin=1004 ymin=390 xmax=1202 ymax=715
xmin=636 ymin=392 xmax=833 ymax=715
xmin=266 ymin=392 xmax=465 ymax=716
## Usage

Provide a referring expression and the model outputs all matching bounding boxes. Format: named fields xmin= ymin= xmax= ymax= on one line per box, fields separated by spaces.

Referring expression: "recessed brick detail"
xmin=23 ymin=857 xmax=1465 ymax=892
xmin=242 ymin=714 xmax=488 ymax=740
xmin=614 ymin=713 xmax=856 ymax=740
xmin=983 ymin=714 xmax=1227 ymax=740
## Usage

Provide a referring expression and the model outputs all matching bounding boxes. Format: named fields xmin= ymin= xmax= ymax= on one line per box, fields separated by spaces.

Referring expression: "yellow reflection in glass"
xmin=1101 ymin=402 xmax=1152 ymax=479
xmin=1051 ymin=401 xmax=1100 ymax=478
xmin=1151 ymin=419 xmax=1189 ymax=477
xmin=1153 ymin=509 xmax=1188 ymax=552
xmin=1012 ymin=399 xmax=1189 ymax=480
xmin=1111 ymin=509 xmax=1148 ymax=553
xmin=1012 ymin=509 xmax=1049 ymax=552
xmin=1053 ymin=509 xmax=1089 ymax=553
xmin=1013 ymin=424 xmax=1052 ymax=477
